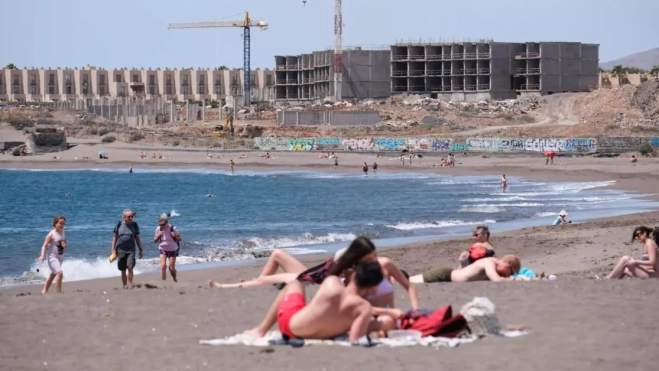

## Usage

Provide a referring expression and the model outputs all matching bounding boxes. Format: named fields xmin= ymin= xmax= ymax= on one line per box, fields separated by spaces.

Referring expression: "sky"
xmin=1 ymin=0 xmax=658 ymax=70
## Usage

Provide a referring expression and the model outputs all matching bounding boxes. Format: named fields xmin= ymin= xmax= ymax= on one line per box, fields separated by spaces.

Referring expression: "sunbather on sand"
xmin=457 ymin=225 xmax=495 ymax=268
xmin=606 ymin=226 xmax=659 ymax=279
xmin=209 ymin=236 xmax=418 ymax=310
xmin=409 ymin=255 xmax=521 ymax=283
xmin=275 ymin=260 xmax=386 ymax=342
xmin=240 ymin=236 xmax=419 ymax=337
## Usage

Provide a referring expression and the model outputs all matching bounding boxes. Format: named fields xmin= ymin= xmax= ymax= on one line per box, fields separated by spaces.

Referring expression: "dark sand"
xmin=1 ymin=152 xmax=659 ymax=370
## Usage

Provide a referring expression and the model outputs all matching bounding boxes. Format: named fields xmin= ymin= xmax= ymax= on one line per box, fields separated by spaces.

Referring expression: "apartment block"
xmin=274 ymin=47 xmax=391 ymax=102
xmin=391 ymin=41 xmax=599 ymax=101
xmin=0 ymin=66 xmax=275 ymax=105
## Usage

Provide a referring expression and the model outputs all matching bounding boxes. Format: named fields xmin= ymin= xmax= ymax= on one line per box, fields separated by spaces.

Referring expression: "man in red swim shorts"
xmin=276 ymin=260 xmax=384 ymax=343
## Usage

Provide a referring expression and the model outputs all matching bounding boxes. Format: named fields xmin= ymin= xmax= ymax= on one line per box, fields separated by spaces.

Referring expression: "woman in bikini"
xmin=607 ymin=226 xmax=659 ymax=279
xmin=210 ymin=236 xmax=419 ymax=337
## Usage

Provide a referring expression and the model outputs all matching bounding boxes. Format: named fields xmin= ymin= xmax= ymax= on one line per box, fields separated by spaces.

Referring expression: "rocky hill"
xmin=600 ymin=47 xmax=659 ymax=71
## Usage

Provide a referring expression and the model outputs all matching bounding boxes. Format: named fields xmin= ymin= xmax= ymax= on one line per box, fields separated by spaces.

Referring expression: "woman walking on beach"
xmin=607 ymin=226 xmax=659 ymax=279
xmin=154 ymin=214 xmax=181 ymax=282
xmin=38 ymin=215 xmax=67 ymax=294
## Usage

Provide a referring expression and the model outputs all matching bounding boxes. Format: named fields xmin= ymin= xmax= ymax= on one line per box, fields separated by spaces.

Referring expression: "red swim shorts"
xmin=277 ymin=293 xmax=306 ymax=339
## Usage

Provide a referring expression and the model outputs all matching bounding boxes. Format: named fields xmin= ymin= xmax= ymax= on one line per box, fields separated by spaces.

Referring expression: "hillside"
xmin=600 ymin=47 xmax=659 ymax=71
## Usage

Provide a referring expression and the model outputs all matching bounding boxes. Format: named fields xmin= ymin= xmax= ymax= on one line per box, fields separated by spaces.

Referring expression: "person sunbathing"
xmin=275 ymin=260 xmax=386 ymax=343
xmin=606 ymin=226 xmax=659 ymax=279
xmin=457 ymin=225 xmax=495 ymax=268
xmin=409 ymin=255 xmax=521 ymax=283
xmin=209 ymin=236 xmax=418 ymax=310
xmin=239 ymin=236 xmax=419 ymax=337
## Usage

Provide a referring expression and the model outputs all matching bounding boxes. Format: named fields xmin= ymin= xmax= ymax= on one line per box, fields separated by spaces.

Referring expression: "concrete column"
xmin=202 ymin=99 xmax=206 ymax=122
xmin=100 ymin=98 xmax=105 ymax=118
xmin=296 ymin=111 xmax=299 ymax=126
xmin=185 ymin=101 xmax=189 ymax=122
xmin=170 ymin=101 xmax=174 ymax=123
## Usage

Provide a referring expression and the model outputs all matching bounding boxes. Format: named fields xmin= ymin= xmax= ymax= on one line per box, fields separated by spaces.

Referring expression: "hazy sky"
xmin=2 ymin=0 xmax=657 ymax=70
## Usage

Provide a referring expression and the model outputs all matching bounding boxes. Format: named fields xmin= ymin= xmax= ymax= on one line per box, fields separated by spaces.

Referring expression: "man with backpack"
xmin=154 ymin=213 xmax=182 ymax=282
xmin=111 ymin=209 xmax=143 ymax=288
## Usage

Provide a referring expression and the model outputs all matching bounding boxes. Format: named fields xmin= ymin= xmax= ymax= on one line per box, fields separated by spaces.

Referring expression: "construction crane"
xmin=303 ymin=0 xmax=342 ymax=101
xmin=168 ymin=11 xmax=268 ymax=106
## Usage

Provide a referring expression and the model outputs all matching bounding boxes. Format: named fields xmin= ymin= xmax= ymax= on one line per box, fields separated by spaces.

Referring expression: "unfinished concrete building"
xmin=275 ymin=48 xmax=391 ymax=102
xmin=391 ymin=41 xmax=599 ymax=101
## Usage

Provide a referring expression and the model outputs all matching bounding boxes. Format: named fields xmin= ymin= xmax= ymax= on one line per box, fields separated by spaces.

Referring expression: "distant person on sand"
xmin=334 ymin=157 xmax=338 ymax=169
xmin=552 ymin=210 xmax=571 ymax=226
xmin=500 ymin=174 xmax=508 ymax=192
xmin=409 ymin=255 xmax=520 ymax=283
xmin=38 ymin=215 xmax=67 ymax=294
xmin=154 ymin=214 xmax=181 ymax=282
xmin=111 ymin=209 xmax=143 ymax=288
xmin=606 ymin=226 xmax=659 ymax=279
xmin=373 ymin=162 xmax=378 ymax=174
xmin=630 ymin=155 xmax=638 ymax=165
xmin=229 ymin=160 xmax=235 ymax=174
xmin=363 ymin=162 xmax=369 ymax=175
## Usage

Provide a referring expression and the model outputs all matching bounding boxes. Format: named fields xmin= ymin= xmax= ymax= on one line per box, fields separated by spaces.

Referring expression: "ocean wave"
xmin=460 ymin=206 xmax=505 ymax=213
xmin=534 ymin=212 xmax=557 ymax=217
xmin=386 ymin=219 xmax=496 ymax=231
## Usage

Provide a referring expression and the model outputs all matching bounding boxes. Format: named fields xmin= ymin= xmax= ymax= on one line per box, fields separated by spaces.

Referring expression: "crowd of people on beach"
xmin=37 ymin=209 xmax=659 ymax=343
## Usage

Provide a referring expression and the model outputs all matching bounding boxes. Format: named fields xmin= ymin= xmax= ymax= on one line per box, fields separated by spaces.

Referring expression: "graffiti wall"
xmin=254 ymin=136 xmax=658 ymax=153
xmin=467 ymin=138 xmax=596 ymax=152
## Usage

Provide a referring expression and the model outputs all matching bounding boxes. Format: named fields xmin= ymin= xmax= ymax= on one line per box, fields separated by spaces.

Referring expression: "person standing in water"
xmin=229 ymin=160 xmax=235 ymax=174
xmin=362 ymin=162 xmax=369 ymax=175
xmin=373 ymin=162 xmax=378 ymax=174
xmin=500 ymin=174 xmax=508 ymax=192
xmin=129 ymin=165 xmax=133 ymax=174
xmin=38 ymin=215 xmax=67 ymax=294
xmin=334 ymin=157 xmax=338 ymax=169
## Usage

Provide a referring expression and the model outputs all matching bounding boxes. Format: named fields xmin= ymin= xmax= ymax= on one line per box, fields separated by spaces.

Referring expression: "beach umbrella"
xmin=543 ymin=150 xmax=555 ymax=156
xmin=99 ymin=150 xmax=108 ymax=156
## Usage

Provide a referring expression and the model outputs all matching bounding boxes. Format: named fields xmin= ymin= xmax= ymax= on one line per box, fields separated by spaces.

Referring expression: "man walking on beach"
xmin=111 ymin=209 xmax=143 ymax=288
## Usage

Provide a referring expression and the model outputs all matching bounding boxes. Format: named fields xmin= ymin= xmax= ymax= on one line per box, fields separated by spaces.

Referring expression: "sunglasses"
xmin=473 ymin=233 xmax=481 ymax=237
xmin=125 ymin=215 xmax=134 ymax=219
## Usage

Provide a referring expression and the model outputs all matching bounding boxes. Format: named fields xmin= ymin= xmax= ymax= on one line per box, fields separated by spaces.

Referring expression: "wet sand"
xmin=1 ymin=145 xmax=659 ymax=370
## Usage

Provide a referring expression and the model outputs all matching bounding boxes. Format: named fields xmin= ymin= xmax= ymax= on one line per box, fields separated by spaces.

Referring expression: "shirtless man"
xmin=268 ymin=260 xmax=384 ymax=343
xmin=229 ymin=160 xmax=235 ymax=174
xmin=409 ymin=255 xmax=521 ymax=283
xmin=500 ymin=174 xmax=508 ymax=192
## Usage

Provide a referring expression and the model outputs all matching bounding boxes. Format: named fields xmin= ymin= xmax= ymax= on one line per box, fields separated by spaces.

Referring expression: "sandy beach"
xmin=2 ymin=146 xmax=659 ymax=371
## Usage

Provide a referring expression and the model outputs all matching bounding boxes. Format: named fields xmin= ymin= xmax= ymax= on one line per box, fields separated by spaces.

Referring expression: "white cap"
xmin=334 ymin=247 xmax=348 ymax=261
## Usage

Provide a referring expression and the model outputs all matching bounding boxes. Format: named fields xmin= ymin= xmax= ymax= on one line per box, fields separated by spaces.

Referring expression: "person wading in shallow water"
xmin=111 ymin=209 xmax=143 ymax=288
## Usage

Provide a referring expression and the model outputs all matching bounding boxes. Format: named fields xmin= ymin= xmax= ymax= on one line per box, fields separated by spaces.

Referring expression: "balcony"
xmin=130 ymin=81 xmax=144 ymax=87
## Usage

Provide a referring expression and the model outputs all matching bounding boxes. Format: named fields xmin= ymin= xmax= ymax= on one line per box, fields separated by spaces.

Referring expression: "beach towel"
xmin=200 ymin=329 xmax=527 ymax=349
xmin=512 ymin=267 xmax=536 ymax=280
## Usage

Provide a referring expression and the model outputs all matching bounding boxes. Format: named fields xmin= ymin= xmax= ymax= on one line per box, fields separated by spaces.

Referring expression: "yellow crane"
xmin=168 ymin=11 xmax=268 ymax=106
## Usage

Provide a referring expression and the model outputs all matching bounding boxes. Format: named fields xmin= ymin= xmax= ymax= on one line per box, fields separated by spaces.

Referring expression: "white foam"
xmin=460 ymin=206 xmax=505 ymax=213
xmin=244 ymin=232 xmax=357 ymax=250
xmin=534 ymin=212 xmax=557 ymax=217
xmin=386 ymin=219 xmax=496 ymax=231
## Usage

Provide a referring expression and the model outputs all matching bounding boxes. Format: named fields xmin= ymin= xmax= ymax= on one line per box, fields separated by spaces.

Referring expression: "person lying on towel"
xmin=409 ymin=255 xmax=521 ymax=283
xmin=274 ymin=260 xmax=390 ymax=344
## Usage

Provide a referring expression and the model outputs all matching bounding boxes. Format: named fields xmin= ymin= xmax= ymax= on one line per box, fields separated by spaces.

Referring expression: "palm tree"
xmin=610 ymin=65 xmax=628 ymax=86
xmin=218 ymin=65 xmax=228 ymax=70
xmin=4 ymin=63 xmax=16 ymax=69
xmin=650 ymin=65 xmax=659 ymax=80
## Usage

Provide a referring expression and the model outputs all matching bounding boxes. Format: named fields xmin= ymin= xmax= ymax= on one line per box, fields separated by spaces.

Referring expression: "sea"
xmin=1 ymin=167 xmax=657 ymax=287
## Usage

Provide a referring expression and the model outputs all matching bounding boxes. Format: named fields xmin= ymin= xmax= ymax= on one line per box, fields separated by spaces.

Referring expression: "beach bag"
xmin=468 ymin=246 xmax=495 ymax=264
xmin=399 ymin=305 xmax=469 ymax=338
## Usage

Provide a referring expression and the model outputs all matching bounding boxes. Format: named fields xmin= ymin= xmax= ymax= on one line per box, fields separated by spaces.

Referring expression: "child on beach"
xmin=38 ymin=215 xmax=67 ymax=294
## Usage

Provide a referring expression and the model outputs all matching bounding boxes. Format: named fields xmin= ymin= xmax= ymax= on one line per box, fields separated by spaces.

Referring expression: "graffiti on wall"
xmin=652 ymin=137 xmax=659 ymax=147
xmin=374 ymin=138 xmax=407 ymax=151
xmin=597 ymin=137 xmax=648 ymax=150
xmin=450 ymin=143 xmax=469 ymax=152
xmin=342 ymin=138 xmax=374 ymax=151
xmin=407 ymin=138 xmax=431 ymax=151
xmin=565 ymin=138 xmax=597 ymax=152
xmin=254 ymin=137 xmax=289 ymax=151
xmin=288 ymin=138 xmax=314 ymax=151
xmin=315 ymin=137 xmax=341 ymax=146
xmin=467 ymin=138 xmax=597 ymax=152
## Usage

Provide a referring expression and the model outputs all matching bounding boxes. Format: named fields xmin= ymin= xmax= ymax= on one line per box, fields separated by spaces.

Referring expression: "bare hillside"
xmin=600 ymin=47 xmax=659 ymax=71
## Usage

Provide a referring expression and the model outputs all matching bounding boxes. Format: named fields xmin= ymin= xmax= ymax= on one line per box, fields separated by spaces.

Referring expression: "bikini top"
xmin=364 ymin=279 xmax=394 ymax=300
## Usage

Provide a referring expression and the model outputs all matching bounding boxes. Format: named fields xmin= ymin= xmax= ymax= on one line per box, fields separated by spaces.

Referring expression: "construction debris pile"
xmin=386 ymin=95 xmax=543 ymax=115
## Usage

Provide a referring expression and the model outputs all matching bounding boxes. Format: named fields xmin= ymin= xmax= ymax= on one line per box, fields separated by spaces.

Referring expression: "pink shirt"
xmin=155 ymin=225 xmax=179 ymax=252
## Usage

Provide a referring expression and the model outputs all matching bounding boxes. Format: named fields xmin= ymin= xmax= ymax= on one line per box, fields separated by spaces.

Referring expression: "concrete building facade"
xmin=275 ymin=47 xmax=391 ymax=102
xmin=391 ymin=41 xmax=599 ymax=101
xmin=0 ymin=66 xmax=275 ymax=104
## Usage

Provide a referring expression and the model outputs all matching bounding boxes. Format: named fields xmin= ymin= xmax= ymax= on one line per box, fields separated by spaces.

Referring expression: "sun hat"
xmin=558 ymin=210 xmax=568 ymax=217
xmin=159 ymin=213 xmax=169 ymax=221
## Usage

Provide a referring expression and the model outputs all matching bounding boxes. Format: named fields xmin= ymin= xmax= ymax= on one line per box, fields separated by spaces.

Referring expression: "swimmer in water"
xmin=206 ymin=194 xmax=214 ymax=198
xmin=129 ymin=165 xmax=133 ymax=174
xmin=65 ymin=192 xmax=70 ymax=197
xmin=500 ymin=174 xmax=508 ymax=192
